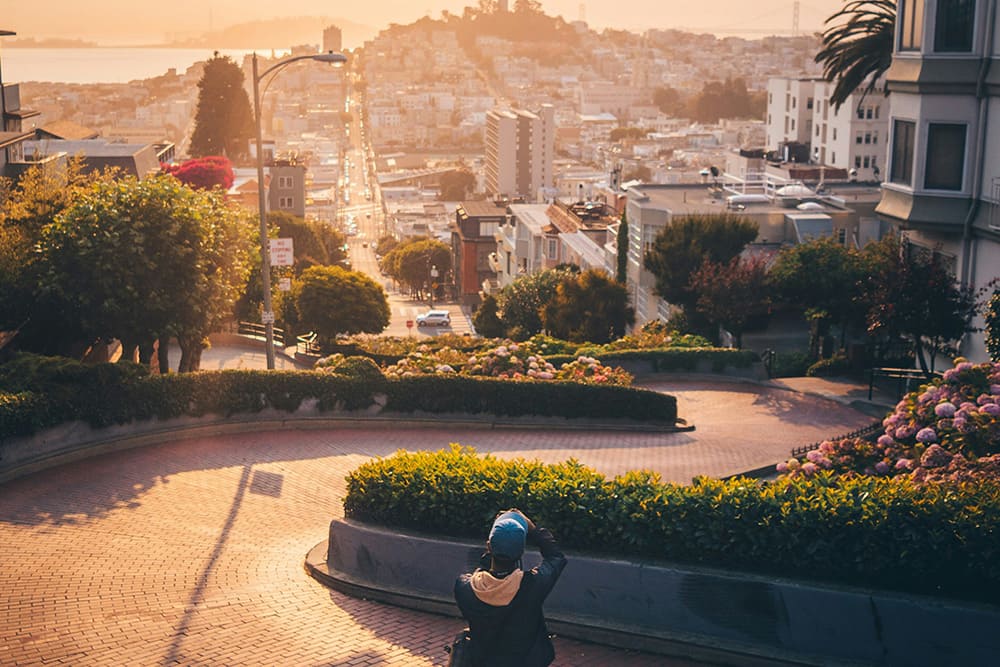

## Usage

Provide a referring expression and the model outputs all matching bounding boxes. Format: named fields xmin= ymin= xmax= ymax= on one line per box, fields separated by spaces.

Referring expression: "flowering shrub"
xmin=780 ymin=360 xmax=1000 ymax=483
xmin=383 ymin=342 xmax=633 ymax=386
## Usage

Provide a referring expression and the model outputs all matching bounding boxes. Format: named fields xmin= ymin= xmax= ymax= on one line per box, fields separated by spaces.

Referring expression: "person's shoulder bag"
xmin=445 ymin=628 xmax=473 ymax=667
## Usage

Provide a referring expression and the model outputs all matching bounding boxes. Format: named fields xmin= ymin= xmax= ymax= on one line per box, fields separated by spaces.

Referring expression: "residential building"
xmin=451 ymin=201 xmax=508 ymax=301
xmin=484 ymin=104 xmax=555 ymax=202
xmin=323 ymin=25 xmax=342 ymax=53
xmin=1 ymin=29 xmax=45 ymax=189
xmin=623 ymin=178 xmax=883 ymax=325
xmin=876 ymin=0 xmax=1000 ymax=363
xmin=267 ymin=159 xmax=307 ymax=218
xmin=766 ymin=76 xmax=889 ymax=182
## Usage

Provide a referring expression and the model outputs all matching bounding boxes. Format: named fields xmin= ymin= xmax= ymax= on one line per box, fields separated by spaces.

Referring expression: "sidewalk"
xmin=764 ymin=375 xmax=897 ymax=418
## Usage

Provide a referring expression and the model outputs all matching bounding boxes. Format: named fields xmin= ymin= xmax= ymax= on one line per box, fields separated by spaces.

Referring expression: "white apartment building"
xmin=876 ymin=0 xmax=1000 ymax=363
xmin=766 ymin=77 xmax=889 ymax=182
xmin=484 ymin=105 xmax=555 ymax=202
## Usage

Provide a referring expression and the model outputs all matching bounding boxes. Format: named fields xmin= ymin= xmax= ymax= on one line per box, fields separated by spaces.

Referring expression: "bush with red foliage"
xmin=162 ymin=155 xmax=234 ymax=191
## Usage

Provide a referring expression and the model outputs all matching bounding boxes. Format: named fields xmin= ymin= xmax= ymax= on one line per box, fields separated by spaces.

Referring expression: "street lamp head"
xmin=314 ymin=51 xmax=348 ymax=64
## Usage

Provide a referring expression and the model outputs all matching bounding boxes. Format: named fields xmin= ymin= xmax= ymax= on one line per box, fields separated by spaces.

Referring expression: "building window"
xmin=807 ymin=97 xmax=814 ymax=110
xmin=547 ymin=238 xmax=557 ymax=259
xmin=872 ymin=131 xmax=879 ymax=144
xmin=855 ymin=155 xmax=863 ymax=168
xmin=864 ymin=156 xmax=871 ymax=168
xmin=890 ymin=120 xmax=916 ymax=186
xmin=935 ymin=0 xmax=976 ymax=52
xmin=832 ymin=128 xmax=837 ymax=140
xmin=791 ymin=118 xmax=796 ymax=130
xmin=278 ymin=176 xmax=293 ymax=189
xmin=875 ymin=105 xmax=881 ymax=119
xmin=865 ymin=132 xmax=872 ymax=144
xmin=831 ymin=151 xmax=836 ymax=163
xmin=924 ymin=123 xmax=966 ymax=190
xmin=900 ymin=0 xmax=925 ymax=50
xmin=837 ymin=228 xmax=847 ymax=245
xmin=278 ymin=196 xmax=294 ymax=209
xmin=857 ymin=107 xmax=865 ymax=120
xmin=856 ymin=132 xmax=864 ymax=144
xmin=866 ymin=107 xmax=873 ymax=119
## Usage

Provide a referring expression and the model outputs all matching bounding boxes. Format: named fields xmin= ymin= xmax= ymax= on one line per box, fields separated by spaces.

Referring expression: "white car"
xmin=416 ymin=310 xmax=451 ymax=327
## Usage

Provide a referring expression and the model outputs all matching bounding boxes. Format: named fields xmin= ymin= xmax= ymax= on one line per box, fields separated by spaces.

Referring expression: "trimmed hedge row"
xmin=545 ymin=348 xmax=760 ymax=373
xmin=0 ymin=355 xmax=679 ymax=438
xmin=344 ymin=446 xmax=1000 ymax=603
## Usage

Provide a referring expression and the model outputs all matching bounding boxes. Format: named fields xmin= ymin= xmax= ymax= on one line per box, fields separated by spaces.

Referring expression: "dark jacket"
xmin=453 ymin=527 xmax=567 ymax=667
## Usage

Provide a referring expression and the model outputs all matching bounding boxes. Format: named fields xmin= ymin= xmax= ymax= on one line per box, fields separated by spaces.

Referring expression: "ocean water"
xmin=1 ymin=47 xmax=293 ymax=84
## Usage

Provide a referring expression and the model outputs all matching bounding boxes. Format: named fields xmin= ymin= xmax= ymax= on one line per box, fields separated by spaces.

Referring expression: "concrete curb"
xmin=0 ymin=411 xmax=690 ymax=485
xmin=308 ymin=519 xmax=1000 ymax=667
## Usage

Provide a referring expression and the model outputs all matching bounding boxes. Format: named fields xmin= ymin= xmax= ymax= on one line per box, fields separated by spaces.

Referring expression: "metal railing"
xmin=867 ymin=367 xmax=939 ymax=401
xmin=296 ymin=332 xmax=322 ymax=356
xmin=235 ymin=321 xmax=285 ymax=347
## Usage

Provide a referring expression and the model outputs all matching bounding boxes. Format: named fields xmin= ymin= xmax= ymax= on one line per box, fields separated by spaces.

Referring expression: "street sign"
xmin=406 ymin=320 xmax=414 ymax=329
xmin=278 ymin=277 xmax=292 ymax=292
xmin=270 ymin=238 xmax=294 ymax=267
xmin=261 ymin=310 xmax=275 ymax=324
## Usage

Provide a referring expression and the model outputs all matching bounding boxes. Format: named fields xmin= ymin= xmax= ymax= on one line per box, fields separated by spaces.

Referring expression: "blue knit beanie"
xmin=488 ymin=511 xmax=529 ymax=560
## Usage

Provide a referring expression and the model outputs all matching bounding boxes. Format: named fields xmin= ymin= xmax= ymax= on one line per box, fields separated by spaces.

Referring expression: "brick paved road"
xmin=0 ymin=380 xmax=875 ymax=666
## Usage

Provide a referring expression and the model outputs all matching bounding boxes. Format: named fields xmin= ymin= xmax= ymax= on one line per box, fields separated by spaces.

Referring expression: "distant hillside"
xmin=164 ymin=16 xmax=377 ymax=51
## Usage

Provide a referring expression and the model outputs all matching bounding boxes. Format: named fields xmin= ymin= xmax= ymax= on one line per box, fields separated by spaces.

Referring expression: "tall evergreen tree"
xmin=615 ymin=211 xmax=629 ymax=284
xmin=189 ymin=53 xmax=254 ymax=161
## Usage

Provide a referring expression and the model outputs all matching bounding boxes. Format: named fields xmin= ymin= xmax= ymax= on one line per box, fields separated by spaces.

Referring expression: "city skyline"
xmin=4 ymin=0 xmax=846 ymax=46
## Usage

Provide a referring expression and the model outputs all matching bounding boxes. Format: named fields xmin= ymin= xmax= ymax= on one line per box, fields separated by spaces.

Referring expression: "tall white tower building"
xmin=484 ymin=104 xmax=555 ymax=202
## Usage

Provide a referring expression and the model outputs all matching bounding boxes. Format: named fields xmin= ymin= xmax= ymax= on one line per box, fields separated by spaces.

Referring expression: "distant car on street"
xmin=416 ymin=309 xmax=451 ymax=327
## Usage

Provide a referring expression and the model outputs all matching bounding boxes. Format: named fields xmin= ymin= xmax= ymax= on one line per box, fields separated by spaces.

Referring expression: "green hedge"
xmin=344 ymin=446 xmax=1000 ymax=603
xmin=546 ymin=348 xmax=759 ymax=373
xmin=383 ymin=375 xmax=677 ymax=423
xmin=0 ymin=354 xmax=679 ymax=438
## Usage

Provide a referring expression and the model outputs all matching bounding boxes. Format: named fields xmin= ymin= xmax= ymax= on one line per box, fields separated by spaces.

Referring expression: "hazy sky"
xmin=4 ymin=0 xmax=845 ymax=45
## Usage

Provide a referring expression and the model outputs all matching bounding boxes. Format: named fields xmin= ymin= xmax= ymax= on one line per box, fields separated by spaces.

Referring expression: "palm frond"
xmin=815 ymin=0 xmax=896 ymax=110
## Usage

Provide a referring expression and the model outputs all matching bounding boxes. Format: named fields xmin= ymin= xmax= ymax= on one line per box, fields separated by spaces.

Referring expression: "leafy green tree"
xmin=189 ymin=53 xmax=254 ymax=161
xmin=643 ymin=213 xmax=758 ymax=316
xmin=497 ymin=267 xmax=573 ymax=339
xmin=862 ymin=236 xmax=981 ymax=374
xmin=382 ymin=238 xmax=452 ymax=297
xmin=542 ymin=269 xmax=634 ymax=344
xmin=375 ymin=235 xmax=400 ymax=257
xmin=0 ymin=159 xmax=100 ymax=354
xmin=472 ymin=294 xmax=506 ymax=338
xmin=615 ymin=211 xmax=629 ymax=284
xmin=689 ymin=257 xmax=771 ymax=349
xmin=652 ymin=86 xmax=683 ymax=115
xmin=288 ymin=265 xmax=389 ymax=345
xmin=815 ymin=0 xmax=895 ymax=110
xmin=770 ymin=237 xmax=865 ymax=358
xmin=36 ymin=175 xmax=255 ymax=371
xmin=688 ymin=78 xmax=757 ymax=123
xmin=609 ymin=127 xmax=648 ymax=142
xmin=986 ymin=290 xmax=1000 ymax=363
xmin=438 ymin=169 xmax=476 ymax=201
xmin=269 ymin=211 xmax=347 ymax=274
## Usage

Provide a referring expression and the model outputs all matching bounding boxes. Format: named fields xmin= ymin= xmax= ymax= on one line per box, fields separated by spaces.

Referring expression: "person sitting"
xmin=453 ymin=509 xmax=567 ymax=667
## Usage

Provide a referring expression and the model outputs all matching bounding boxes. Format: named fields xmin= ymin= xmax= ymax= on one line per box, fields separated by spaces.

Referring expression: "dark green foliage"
xmin=269 ymin=211 xmax=347 ymax=274
xmin=769 ymin=351 xmax=812 ymax=378
xmin=438 ymin=169 xmax=476 ymax=201
xmin=985 ymin=290 xmax=1000 ymax=363
xmin=643 ymin=213 xmax=758 ymax=315
xmin=615 ymin=212 xmax=628 ymax=285
xmin=544 ymin=348 xmax=759 ymax=373
xmin=321 ymin=355 xmax=385 ymax=383
xmin=472 ymin=295 xmax=506 ymax=338
xmin=288 ymin=265 xmax=390 ymax=344
xmin=383 ymin=375 xmax=677 ymax=424
xmin=344 ymin=447 xmax=1000 ymax=602
xmin=189 ymin=53 xmax=254 ymax=161
xmin=0 ymin=354 xmax=677 ymax=438
xmin=541 ymin=269 xmax=634 ymax=344
xmin=806 ymin=354 xmax=851 ymax=377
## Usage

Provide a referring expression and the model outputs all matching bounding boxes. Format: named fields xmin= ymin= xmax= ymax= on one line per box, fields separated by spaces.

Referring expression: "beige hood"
xmin=469 ymin=569 xmax=524 ymax=607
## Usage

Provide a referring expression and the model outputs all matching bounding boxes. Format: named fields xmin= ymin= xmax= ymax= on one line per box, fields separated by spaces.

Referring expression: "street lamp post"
xmin=252 ymin=51 xmax=346 ymax=369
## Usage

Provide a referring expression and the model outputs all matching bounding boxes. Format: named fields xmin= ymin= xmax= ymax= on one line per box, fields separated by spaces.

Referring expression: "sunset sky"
xmin=4 ymin=0 xmax=846 ymax=45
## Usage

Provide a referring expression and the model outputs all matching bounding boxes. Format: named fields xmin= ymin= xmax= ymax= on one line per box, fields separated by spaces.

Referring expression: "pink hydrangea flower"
xmin=776 ymin=461 xmax=788 ymax=473
xmin=874 ymin=461 xmax=890 ymax=475
xmin=801 ymin=462 xmax=818 ymax=476
xmin=878 ymin=434 xmax=895 ymax=448
xmin=982 ymin=404 xmax=1000 ymax=416
xmin=916 ymin=427 xmax=937 ymax=443
xmin=895 ymin=458 xmax=913 ymax=471
xmin=934 ymin=402 xmax=956 ymax=417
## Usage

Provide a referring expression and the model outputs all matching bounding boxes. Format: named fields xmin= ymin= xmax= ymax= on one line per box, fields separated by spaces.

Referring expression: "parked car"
xmin=416 ymin=310 xmax=451 ymax=327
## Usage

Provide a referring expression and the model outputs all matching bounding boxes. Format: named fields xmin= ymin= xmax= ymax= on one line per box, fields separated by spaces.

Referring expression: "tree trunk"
xmin=138 ymin=340 xmax=155 ymax=366
xmin=157 ymin=336 xmax=171 ymax=374
xmin=119 ymin=339 xmax=138 ymax=364
xmin=177 ymin=335 xmax=205 ymax=373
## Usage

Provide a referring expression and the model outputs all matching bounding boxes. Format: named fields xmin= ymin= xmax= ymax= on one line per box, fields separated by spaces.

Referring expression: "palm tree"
xmin=814 ymin=0 xmax=896 ymax=110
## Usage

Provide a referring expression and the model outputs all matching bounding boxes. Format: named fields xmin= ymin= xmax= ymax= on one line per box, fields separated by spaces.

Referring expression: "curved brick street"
xmin=0 ymin=379 xmax=877 ymax=666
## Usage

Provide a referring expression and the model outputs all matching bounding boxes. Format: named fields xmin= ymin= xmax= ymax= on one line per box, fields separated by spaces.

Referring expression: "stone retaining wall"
xmin=312 ymin=518 xmax=1000 ymax=667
